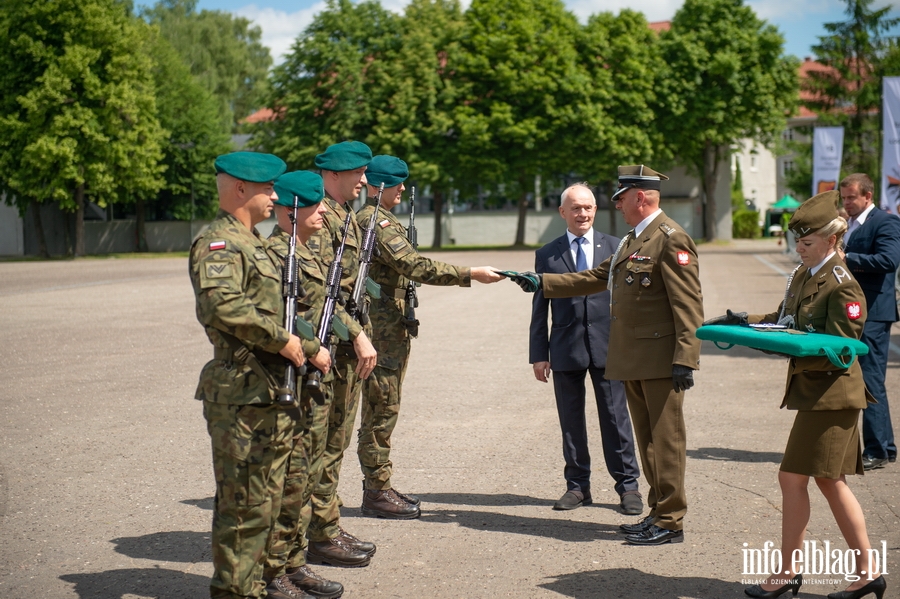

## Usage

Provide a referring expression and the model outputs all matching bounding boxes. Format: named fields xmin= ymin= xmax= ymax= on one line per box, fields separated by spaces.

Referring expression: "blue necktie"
xmin=574 ymin=237 xmax=588 ymax=272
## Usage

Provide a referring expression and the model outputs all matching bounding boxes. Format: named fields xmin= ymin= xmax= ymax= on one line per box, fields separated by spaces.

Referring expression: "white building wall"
xmin=733 ymin=139 xmax=778 ymax=217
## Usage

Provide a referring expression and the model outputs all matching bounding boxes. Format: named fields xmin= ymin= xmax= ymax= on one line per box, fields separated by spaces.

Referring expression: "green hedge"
xmin=732 ymin=210 xmax=760 ymax=239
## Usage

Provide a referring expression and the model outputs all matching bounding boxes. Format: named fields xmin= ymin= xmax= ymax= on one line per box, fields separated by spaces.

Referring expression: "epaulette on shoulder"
xmin=832 ymin=264 xmax=853 ymax=284
xmin=660 ymin=222 xmax=677 ymax=237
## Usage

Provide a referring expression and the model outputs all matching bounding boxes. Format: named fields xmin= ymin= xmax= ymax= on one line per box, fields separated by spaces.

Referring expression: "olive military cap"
xmin=611 ymin=165 xmax=669 ymax=202
xmin=314 ymin=141 xmax=373 ymax=172
xmin=789 ymin=190 xmax=840 ymax=238
xmin=273 ymin=171 xmax=325 ymax=208
xmin=214 ymin=151 xmax=286 ymax=182
xmin=366 ymin=155 xmax=409 ymax=188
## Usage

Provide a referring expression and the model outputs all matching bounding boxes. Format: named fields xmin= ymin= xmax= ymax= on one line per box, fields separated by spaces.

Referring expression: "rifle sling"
xmin=379 ymin=285 xmax=411 ymax=300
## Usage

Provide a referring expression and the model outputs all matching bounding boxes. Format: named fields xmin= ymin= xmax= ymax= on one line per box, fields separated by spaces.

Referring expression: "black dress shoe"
xmin=286 ymin=565 xmax=343 ymax=599
xmin=307 ymin=536 xmax=371 ymax=568
xmin=619 ymin=491 xmax=643 ymax=515
xmin=862 ymin=456 xmax=888 ymax=471
xmin=827 ymin=575 xmax=886 ymax=599
xmin=619 ymin=515 xmax=654 ymax=534
xmin=552 ymin=490 xmax=592 ymax=510
xmin=337 ymin=527 xmax=376 ymax=557
xmin=744 ymin=574 xmax=802 ymax=598
xmin=624 ymin=524 xmax=684 ymax=545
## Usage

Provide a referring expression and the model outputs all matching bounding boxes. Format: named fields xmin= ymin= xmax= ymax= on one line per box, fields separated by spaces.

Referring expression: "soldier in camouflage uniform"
xmin=306 ymin=142 xmax=379 ymax=567
xmin=189 ymin=152 xmax=310 ymax=599
xmin=264 ymin=171 xmax=346 ymax=599
xmin=357 ymin=155 xmax=504 ymax=518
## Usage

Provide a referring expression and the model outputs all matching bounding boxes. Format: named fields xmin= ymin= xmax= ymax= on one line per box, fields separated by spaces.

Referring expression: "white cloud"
xmin=235 ymin=3 xmax=326 ymax=64
xmin=565 ymin=0 xmax=681 ymax=22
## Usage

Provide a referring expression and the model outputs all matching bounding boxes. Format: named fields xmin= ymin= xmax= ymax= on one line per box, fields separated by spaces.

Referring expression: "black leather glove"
xmin=510 ymin=271 xmax=542 ymax=293
xmin=672 ymin=365 xmax=695 ymax=393
xmin=702 ymin=309 xmax=748 ymax=326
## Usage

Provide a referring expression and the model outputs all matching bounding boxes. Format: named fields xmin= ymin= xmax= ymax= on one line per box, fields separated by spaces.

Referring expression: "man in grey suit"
xmin=529 ymin=183 xmax=642 ymax=514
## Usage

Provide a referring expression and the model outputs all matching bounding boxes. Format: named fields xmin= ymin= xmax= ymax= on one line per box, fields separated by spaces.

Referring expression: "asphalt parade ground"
xmin=0 ymin=238 xmax=898 ymax=599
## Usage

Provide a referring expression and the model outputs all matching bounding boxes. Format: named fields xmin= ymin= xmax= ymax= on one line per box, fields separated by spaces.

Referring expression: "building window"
xmin=783 ymin=160 xmax=794 ymax=176
xmin=782 ymin=128 xmax=794 ymax=142
xmin=750 ymin=155 xmax=758 ymax=171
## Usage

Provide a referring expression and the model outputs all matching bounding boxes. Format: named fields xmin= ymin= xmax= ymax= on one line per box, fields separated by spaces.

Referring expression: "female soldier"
xmin=709 ymin=191 xmax=885 ymax=599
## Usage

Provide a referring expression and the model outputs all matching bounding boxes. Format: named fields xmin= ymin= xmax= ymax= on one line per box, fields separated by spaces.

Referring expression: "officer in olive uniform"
xmin=357 ymin=155 xmax=504 ymax=518
xmin=189 ymin=152 xmax=309 ymax=599
xmin=512 ymin=165 xmax=704 ymax=546
xmin=264 ymin=171 xmax=349 ymax=599
xmin=305 ymin=142 xmax=379 ymax=568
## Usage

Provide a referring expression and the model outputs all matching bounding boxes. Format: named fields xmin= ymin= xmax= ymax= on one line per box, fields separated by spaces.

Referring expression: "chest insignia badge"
xmin=625 ymin=274 xmax=635 ymax=285
xmin=846 ymin=302 xmax=862 ymax=320
xmin=641 ymin=273 xmax=651 ymax=287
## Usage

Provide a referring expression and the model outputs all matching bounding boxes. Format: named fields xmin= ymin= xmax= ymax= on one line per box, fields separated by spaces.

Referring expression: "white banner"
xmin=812 ymin=126 xmax=844 ymax=197
xmin=881 ymin=76 xmax=900 ymax=214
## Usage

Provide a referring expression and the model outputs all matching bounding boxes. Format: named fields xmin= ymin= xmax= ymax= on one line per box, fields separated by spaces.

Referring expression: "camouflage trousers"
xmin=203 ymin=401 xmax=294 ymax=599
xmin=309 ymin=346 xmax=362 ymax=541
xmin=264 ymin=385 xmax=333 ymax=577
xmin=358 ymin=339 xmax=411 ymax=490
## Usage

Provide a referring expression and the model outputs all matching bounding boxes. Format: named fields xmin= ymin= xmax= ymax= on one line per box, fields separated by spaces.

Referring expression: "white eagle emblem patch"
xmin=676 ymin=251 xmax=690 ymax=265
xmin=846 ymin=302 xmax=861 ymax=320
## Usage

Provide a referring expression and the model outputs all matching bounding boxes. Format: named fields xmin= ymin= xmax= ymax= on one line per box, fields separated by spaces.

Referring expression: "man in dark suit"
xmin=840 ymin=173 xmax=900 ymax=470
xmin=529 ymin=183 xmax=642 ymax=514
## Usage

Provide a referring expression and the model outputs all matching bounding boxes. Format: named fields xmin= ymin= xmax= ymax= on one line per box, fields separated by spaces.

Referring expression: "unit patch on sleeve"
xmin=676 ymin=251 xmax=690 ymax=266
xmin=846 ymin=302 xmax=861 ymax=320
xmin=205 ymin=261 xmax=232 ymax=279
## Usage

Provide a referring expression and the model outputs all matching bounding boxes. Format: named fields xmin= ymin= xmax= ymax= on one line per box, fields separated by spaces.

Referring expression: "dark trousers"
xmin=861 ymin=320 xmax=897 ymax=460
xmin=552 ymin=366 xmax=640 ymax=497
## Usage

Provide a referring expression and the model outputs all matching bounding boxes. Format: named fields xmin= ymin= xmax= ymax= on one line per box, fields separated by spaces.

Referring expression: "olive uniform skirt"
xmin=780 ymin=409 xmax=864 ymax=478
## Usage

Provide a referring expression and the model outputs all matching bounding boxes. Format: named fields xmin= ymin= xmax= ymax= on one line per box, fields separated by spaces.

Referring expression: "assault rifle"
xmin=276 ymin=193 xmax=307 ymax=407
xmin=404 ymin=187 xmax=420 ymax=337
xmin=347 ymin=182 xmax=384 ymax=325
xmin=305 ymin=211 xmax=353 ymax=399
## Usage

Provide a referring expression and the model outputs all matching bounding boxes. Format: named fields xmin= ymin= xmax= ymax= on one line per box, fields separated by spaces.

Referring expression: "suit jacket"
xmin=749 ymin=253 xmax=873 ymax=411
xmin=844 ymin=207 xmax=900 ymax=323
xmin=529 ymin=229 xmax=619 ymax=371
xmin=542 ymin=211 xmax=704 ymax=381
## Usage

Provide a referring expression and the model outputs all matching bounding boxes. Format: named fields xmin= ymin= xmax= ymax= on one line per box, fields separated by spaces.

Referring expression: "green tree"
xmin=254 ymin=0 xmax=401 ymax=166
xmin=454 ymin=0 xmax=596 ymax=245
xmin=805 ymin=0 xmax=900 ymax=180
xmin=0 ymin=0 xmax=166 ymax=257
xmin=143 ymin=0 xmax=273 ymax=130
xmin=656 ymin=0 xmax=798 ymax=241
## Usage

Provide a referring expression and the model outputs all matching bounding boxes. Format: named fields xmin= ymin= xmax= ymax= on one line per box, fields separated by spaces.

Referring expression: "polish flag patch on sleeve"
xmin=379 ymin=219 xmax=390 ymax=228
xmin=209 ymin=240 xmax=226 ymax=251
xmin=846 ymin=302 xmax=861 ymax=320
xmin=676 ymin=251 xmax=690 ymax=265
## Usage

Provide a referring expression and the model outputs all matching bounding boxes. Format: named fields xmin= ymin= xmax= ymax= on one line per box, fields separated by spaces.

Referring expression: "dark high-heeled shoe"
xmin=827 ymin=575 xmax=886 ymax=599
xmin=744 ymin=573 xmax=802 ymax=598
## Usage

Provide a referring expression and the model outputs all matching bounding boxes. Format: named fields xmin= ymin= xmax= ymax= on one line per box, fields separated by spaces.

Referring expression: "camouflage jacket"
xmin=268 ymin=225 xmax=359 ymax=383
xmin=189 ymin=210 xmax=290 ymax=405
xmin=358 ymin=204 xmax=470 ymax=362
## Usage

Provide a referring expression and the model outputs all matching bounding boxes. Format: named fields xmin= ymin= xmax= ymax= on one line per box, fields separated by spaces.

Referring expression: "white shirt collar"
xmin=850 ymin=203 xmax=876 ymax=227
xmin=566 ymin=228 xmax=593 ymax=245
xmin=634 ymin=209 xmax=663 ymax=237
xmin=809 ymin=251 xmax=837 ymax=276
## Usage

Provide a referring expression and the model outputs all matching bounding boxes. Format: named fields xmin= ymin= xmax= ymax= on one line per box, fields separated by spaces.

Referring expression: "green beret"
xmin=214 ymin=151 xmax=286 ymax=182
xmin=366 ymin=155 xmax=409 ymax=188
xmin=314 ymin=141 xmax=372 ymax=172
xmin=611 ymin=164 xmax=669 ymax=202
xmin=789 ymin=190 xmax=840 ymax=238
xmin=273 ymin=171 xmax=324 ymax=208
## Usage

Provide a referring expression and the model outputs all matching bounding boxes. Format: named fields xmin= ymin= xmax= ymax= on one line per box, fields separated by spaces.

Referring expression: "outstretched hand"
xmin=498 ymin=271 xmax=542 ymax=293
xmin=471 ymin=267 xmax=505 ymax=284
xmin=702 ymin=309 xmax=748 ymax=326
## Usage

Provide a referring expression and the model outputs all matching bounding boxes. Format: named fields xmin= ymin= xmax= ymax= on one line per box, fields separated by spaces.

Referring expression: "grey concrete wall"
xmin=85 ymin=221 xmax=135 ymax=254
xmin=0 ymin=198 xmax=24 ymax=256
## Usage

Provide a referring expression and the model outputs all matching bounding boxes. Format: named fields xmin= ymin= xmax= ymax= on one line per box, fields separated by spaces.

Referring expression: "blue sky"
xmin=183 ymin=0 xmax=898 ymax=65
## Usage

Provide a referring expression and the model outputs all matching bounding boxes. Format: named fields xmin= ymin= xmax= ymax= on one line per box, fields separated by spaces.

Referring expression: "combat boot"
xmin=286 ymin=565 xmax=343 ymax=598
xmin=362 ymin=479 xmax=419 ymax=507
xmin=337 ymin=526 xmax=376 ymax=556
xmin=307 ymin=535 xmax=371 ymax=568
xmin=265 ymin=574 xmax=315 ymax=599
xmin=361 ymin=488 xmax=421 ymax=520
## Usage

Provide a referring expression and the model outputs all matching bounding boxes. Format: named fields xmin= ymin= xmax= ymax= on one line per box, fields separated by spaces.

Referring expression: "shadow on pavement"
xmin=413 ymin=492 xmax=549 ymax=507
xmin=111 ymin=531 xmax=211 ymax=562
xmin=538 ymin=567 xmax=747 ymax=599
xmin=60 ymin=567 xmax=208 ymax=599
xmin=687 ymin=447 xmax=783 ymax=463
xmin=417 ymin=509 xmax=621 ymax=543
xmin=181 ymin=496 xmax=214 ymax=510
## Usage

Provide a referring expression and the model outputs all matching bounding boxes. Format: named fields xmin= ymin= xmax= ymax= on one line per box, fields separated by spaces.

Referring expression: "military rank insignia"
xmin=625 ymin=274 xmax=634 ymax=285
xmin=676 ymin=251 xmax=690 ymax=265
xmin=209 ymin=240 xmax=226 ymax=251
xmin=846 ymin=302 xmax=861 ymax=320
